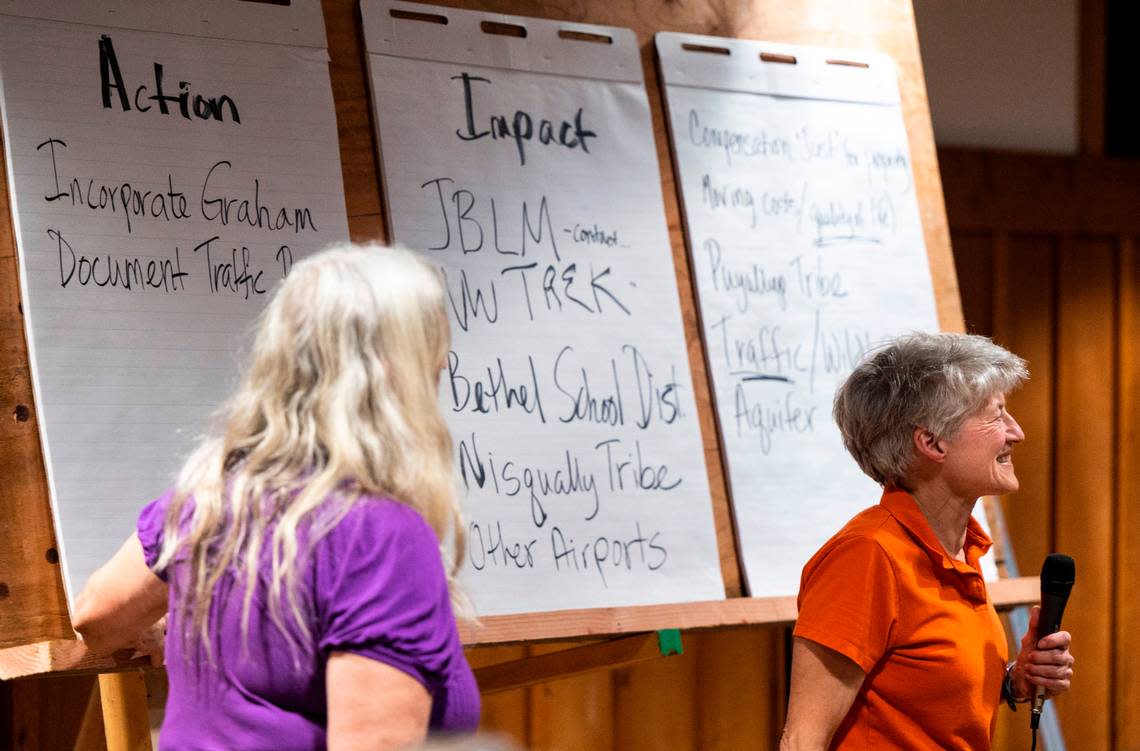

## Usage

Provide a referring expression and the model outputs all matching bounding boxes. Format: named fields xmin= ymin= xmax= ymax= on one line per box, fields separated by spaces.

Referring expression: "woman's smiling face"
xmin=938 ymin=393 xmax=1026 ymax=498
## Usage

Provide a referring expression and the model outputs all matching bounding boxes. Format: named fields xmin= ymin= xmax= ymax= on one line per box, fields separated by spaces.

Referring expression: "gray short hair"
xmin=833 ymin=332 xmax=1028 ymax=487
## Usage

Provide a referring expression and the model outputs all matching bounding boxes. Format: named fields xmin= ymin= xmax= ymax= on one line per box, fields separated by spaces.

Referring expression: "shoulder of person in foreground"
xmin=796 ymin=527 xmax=900 ymax=670
xmin=315 ymin=496 xmax=462 ymax=681
xmin=321 ymin=497 xmax=470 ymax=748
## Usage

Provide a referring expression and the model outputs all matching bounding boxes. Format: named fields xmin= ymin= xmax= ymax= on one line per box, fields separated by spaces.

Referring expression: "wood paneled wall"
xmin=468 ymin=626 xmax=789 ymax=750
xmin=944 ymin=147 xmax=1139 ymax=751
xmin=13 ymin=4 xmax=1130 ymax=751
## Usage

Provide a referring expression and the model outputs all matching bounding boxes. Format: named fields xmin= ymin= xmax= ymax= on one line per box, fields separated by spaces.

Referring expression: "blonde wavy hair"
xmin=155 ymin=243 xmax=466 ymax=663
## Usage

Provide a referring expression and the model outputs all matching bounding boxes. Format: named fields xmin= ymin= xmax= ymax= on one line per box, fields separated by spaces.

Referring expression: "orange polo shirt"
xmin=794 ymin=487 xmax=1009 ymax=750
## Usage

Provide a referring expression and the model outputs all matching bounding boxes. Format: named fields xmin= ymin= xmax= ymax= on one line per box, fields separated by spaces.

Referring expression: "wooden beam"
xmin=0 ymin=639 xmax=150 ymax=681
xmin=461 ymin=581 xmax=1039 ymax=646
xmin=475 ymin=634 xmax=668 ymax=694
xmin=472 ymin=582 xmax=1043 ymax=722
xmin=987 ymin=576 xmax=1040 ymax=605
xmin=0 ymin=578 xmax=1041 ymax=679
xmin=462 ymin=597 xmax=798 ymax=647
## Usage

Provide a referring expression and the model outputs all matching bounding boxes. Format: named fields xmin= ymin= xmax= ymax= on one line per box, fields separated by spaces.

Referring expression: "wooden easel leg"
xmin=98 ymin=672 xmax=151 ymax=751
xmin=74 ymin=678 xmax=107 ymax=751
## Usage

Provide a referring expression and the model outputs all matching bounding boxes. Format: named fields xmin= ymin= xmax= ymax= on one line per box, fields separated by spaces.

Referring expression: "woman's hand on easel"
xmin=130 ymin=616 xmax=166 ymax=667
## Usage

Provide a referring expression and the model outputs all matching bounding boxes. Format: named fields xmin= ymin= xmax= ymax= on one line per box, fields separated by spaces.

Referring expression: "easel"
xmin=0 ymin=1 xmax=1044 ymax=749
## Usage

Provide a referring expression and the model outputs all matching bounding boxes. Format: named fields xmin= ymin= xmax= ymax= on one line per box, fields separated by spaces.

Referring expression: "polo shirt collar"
xmin=880 ymin=486 xmax=994 ymax=601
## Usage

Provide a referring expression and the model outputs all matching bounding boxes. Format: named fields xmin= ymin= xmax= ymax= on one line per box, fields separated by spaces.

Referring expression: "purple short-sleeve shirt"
xmin=138 ymin=490 xmax=479 ymax=750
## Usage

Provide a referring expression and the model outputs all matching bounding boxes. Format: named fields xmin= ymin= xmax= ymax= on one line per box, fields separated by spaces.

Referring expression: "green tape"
xmin=657 ymin=629 xmax=683 ymax=656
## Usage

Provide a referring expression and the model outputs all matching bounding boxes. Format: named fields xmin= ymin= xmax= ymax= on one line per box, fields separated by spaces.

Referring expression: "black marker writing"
xmin=421 ymin=177 xmax=560 ymax=260
xmin=447 ymin=350 xmax=546 ymax=423
xmin=444 ymin=268 xmax=499 ymax=332
xmin=200 ymin=161 xmax=316 ymax=234
xmin=705 ymin=238 xmax=788 ymax=313
xmin=192 ymin=236 xmax=267 ymax=299
xmin=51 ymin=229 xmax=189 ymax=293
xmin=37 ymin=138 xmax=191 ymax=233
xmin=452 ymin=72 xmax=597 ymax=165
xmin=457 ymin=432 xmax=601 ymax=527
xmin=554 ymin=345 xmax=625 ymax=428
xmin=551 ymin=521 xmax=668 ymax=587
xmin=99 ymin=35 xmax=240 ymax=124
xmin=468 ymin=520 xmax=538 ymax=571
xmin=594 ymin=437 xmax=681 ymax=492
xmin=688 ymin=109 xmax=791 ymax=165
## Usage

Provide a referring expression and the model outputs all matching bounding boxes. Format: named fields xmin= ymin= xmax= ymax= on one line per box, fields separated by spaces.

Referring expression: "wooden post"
xmin=98 ymin=672 xmax=151 ymax=751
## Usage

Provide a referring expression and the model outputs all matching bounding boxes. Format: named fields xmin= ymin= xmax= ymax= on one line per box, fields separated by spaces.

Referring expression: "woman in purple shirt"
xmin=73 ymin=244 xmax=480 ymax=749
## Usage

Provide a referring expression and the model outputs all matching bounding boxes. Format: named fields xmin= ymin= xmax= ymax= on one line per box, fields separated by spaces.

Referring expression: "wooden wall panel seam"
xmin=1108 ymin=235 xmax=1119 ymax=751
xmin=1048 ymin=235 xmax=1063 ymax=557
xmin=1110 ymin=234 xmax=1134 ymax=751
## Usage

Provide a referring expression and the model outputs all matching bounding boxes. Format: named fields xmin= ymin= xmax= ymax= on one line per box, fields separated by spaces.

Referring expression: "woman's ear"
xmin=913 ymin=426 xmax=947 ymax=463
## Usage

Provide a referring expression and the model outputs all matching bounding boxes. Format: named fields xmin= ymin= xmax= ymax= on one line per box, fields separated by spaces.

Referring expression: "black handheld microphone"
xmin=1030 ymin=553 xmax=1075 ymax=730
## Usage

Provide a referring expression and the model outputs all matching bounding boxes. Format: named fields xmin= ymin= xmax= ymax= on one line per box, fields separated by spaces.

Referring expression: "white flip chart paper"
xmin=657 ymin=33 xmax=960 ymax=595
xmin=0 ymin=0 xmax=349 ymax=604
xmin=362 ymin=2 xmax=725 ymax=615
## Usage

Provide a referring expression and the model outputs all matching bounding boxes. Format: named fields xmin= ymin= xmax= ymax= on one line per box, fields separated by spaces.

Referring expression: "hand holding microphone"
xmin=1011 ymin=554 xmax=1076 ymax=730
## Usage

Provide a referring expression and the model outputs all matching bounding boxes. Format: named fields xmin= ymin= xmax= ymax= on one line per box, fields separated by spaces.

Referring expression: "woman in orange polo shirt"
xmin=780 ymin=333 xmax=1074 ymax=750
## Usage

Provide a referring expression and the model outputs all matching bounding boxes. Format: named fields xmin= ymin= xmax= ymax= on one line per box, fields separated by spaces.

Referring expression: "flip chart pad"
xmin=657 ymin=34 xmax=961 ymax=595
xmin=362 ymin=2 xmax=724 ymax=615
xmin=0 ymin=0 xmax=349 ymax=604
